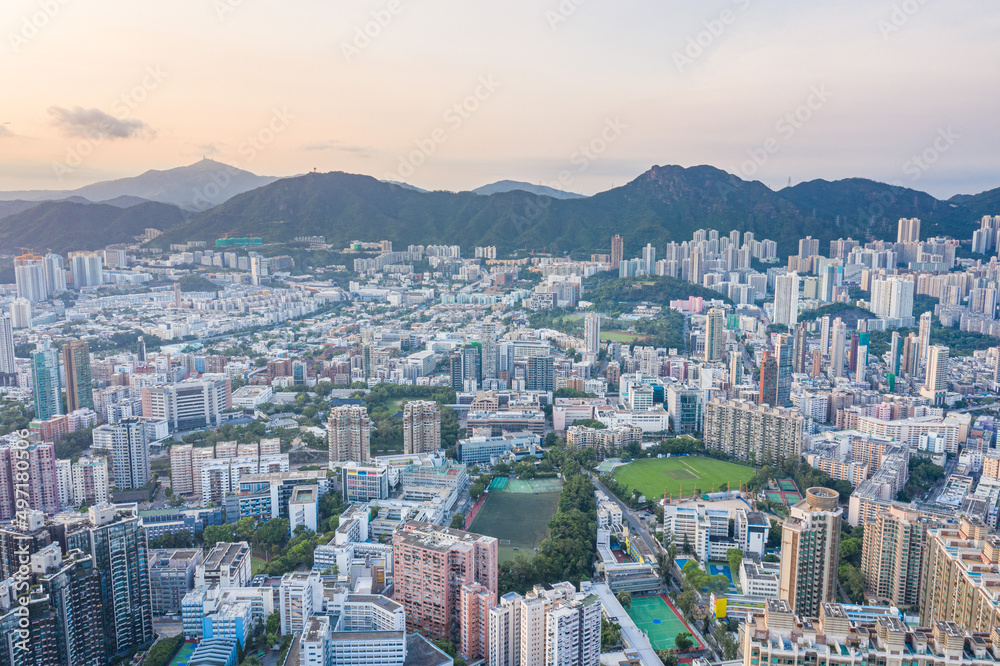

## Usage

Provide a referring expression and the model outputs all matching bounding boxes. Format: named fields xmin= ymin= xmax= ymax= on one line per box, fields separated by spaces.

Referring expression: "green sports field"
xmin=469 ymin=478 xmax=563 ymax=561
xmin=168 ymin=642 xmax=196 ymax=666
xmin=612 ymin=456 xmax=755 ymax=500
xmin=626 ymin=595 xmax=699 ymax=651
xmin=601 ymin=331 xmax=648 ymax=343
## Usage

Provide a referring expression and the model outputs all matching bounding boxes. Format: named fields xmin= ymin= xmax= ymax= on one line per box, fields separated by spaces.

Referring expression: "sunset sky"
xmin=1 ymin=0 xmax=997 ymax=197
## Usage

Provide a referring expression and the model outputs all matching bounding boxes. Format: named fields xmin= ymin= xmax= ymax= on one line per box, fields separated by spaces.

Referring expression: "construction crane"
xmin=14 ymin=247 xmax=40 ymax=263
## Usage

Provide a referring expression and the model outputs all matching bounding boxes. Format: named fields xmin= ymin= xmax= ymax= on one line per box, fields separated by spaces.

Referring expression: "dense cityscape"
xmin=3 ymin=1 xmax=998 ymax=665
xmin=0 ymin=208 xmax=998 ymax=666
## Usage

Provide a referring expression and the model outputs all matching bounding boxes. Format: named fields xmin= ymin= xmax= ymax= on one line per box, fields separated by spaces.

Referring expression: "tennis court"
xmin=778 ymin=478 xmax=799 ymax=492
xmin=489 ymin=477 xmax=509 ymax=491
xmin=626 ymin=595 xmax=701 ymax=651
xmin=765 ymin=485 xmax=804 ymax=506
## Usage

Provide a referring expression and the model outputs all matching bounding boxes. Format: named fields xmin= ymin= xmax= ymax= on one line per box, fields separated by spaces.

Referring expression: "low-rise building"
xmin=739 ymin=560 xmax=780 ymax=598
xmin=149 ymin=548 xmax=203 ymax=614
xmin=455 ymin=432 xmax=541 ymax=464
xmin=735 ymin=509 xmax=770 ymax=559
xmin=198 ymin=541 xmax=251 ymax=589
xmin=290 ymin=485 xmax=319 ymax=534
xmin=340 ymin=462 xmax=390 ymax=503
xmin=231 ymin=385 xmax=273 ymax=408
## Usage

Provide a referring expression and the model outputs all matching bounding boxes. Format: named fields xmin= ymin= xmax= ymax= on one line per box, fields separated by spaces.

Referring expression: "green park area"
xmin=600 ymin=331 xmax=648 ymax=343
xmin=612 ymin=456 xmax=755 ymax=500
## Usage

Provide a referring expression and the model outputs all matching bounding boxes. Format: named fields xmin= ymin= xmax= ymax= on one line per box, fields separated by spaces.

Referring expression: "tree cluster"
xmin=838 ymin=523 xmax=865 ymax=603
xmin=144 ymin=635 xmax=184 ymax=666
xmin=896 ymin=457 xmax=945 ymax=502
xmin=498 ymin=461 xmax=597 ymax=595
xmin=361 ymin=383 xmax=459 ymax=454
xmin=583 ymin=274 xmax=730 ymax=314
xmin=744 ymin=458 xmax=853 ymax=500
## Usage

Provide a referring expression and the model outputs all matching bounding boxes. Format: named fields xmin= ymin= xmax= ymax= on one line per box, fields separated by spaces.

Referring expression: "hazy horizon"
xmin=2 ymin=0 xmax=998 ymax=198
xmin=3 ymin=157 xmax=999 ymax=203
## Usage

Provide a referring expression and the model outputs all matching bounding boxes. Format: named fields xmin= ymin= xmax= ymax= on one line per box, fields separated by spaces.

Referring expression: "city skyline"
xmin=3 ymin=2 xmax=1000 ymax=664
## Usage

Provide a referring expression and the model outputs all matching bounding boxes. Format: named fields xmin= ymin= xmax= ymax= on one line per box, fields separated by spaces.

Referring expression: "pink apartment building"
xmin=393 ymin=521 xmax=498 ymax=644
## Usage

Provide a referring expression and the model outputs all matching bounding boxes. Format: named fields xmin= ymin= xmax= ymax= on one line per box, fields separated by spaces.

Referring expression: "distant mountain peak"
xmin=471 ymin=180 xmax=585 ymax=199
xmin=0 ymin=159 xmax=278 ymax=211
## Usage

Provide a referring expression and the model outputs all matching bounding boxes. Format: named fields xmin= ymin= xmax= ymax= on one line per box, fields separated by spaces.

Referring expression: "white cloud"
xmin=49 ymin=106 xmax=153 ymax=140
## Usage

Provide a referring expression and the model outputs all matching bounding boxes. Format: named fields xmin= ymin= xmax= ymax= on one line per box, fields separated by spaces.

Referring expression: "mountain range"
xmin=1 ymin=161 xmax=997 ymax=257
xmin=0 ymin=159 xmax=278 ymax=211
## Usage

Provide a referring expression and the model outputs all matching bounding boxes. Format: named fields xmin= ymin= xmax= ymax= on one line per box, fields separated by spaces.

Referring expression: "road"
xmin=590 ymin=473 xmax=661 ymax=559
xmin=152 ymin=618 xmax=183 ymax=639
xmin=952 ymin=402 xmax=999 ymax=414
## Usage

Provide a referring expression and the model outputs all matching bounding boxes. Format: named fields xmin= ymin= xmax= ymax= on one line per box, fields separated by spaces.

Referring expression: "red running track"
xmin=464 ymin=492 xmax=488 ymax=529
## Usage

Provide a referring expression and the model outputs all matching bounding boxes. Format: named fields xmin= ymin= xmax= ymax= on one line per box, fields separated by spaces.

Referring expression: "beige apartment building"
xmin=860 ymin=504 xmax=934 ymax=608
xmin=704 ymin=398 xmax=804 ymax=465
xmin=778 ymin=488 xmax=842 ymax=618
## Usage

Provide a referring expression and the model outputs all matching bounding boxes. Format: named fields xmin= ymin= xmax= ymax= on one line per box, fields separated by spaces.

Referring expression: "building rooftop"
xmin=395 ymin=520 xmax=497 ymax=551
xmin=150 ymin=549 xmax=202 ymax=569
xmin=402 ymin=463 xmax=466 ymax=478
xmin=330 ymin=630 xmax=405 ymax=641
xmin=189 ymin=638 xmax=238 ymax=666
xmin=240 ymin=470 xmax=327 ymax=484
xmin=404 ymin=633 xmax=454 ymax=666
xmin=204 ymin=542 xmax=250 ymax=572
xmin=349 ymin=594 xmax=403 ymax=611
xmin=304 ymin=616 xmax=329 ymax=643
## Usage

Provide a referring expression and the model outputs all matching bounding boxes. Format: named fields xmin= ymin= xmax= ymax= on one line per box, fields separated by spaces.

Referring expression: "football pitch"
xmin=469 ymin=479 xmax=563 ymax=561
xmin=626 ymin=595 xmax=701 ymax=651
xmin=612 ymin=456 xmax=755 ymax=500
